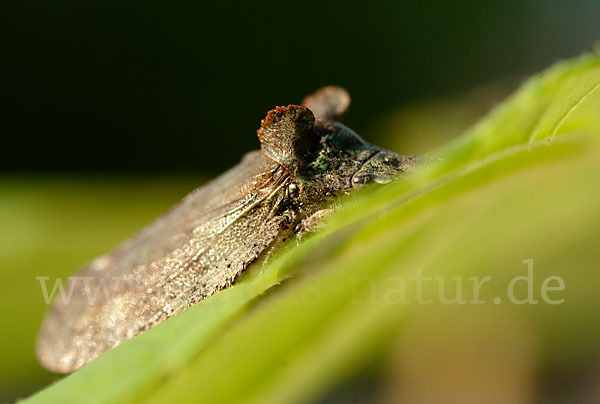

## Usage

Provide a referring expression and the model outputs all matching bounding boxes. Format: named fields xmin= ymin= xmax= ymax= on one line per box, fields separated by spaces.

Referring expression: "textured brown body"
xmin=37 ymin=87 xmax=419 ymax=373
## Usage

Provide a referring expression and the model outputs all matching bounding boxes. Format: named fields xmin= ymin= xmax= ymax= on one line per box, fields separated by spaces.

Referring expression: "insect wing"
xmin=37 ymin=151 xmax=286 ymax=372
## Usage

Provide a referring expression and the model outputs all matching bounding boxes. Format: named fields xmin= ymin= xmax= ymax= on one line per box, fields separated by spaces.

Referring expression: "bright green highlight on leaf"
xmin=24 ymin=52 xmax=600 ymax=404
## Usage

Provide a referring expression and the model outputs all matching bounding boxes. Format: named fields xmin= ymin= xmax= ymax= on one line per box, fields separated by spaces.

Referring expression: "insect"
xmin=37 ymin=86 xmax=421 ymax=373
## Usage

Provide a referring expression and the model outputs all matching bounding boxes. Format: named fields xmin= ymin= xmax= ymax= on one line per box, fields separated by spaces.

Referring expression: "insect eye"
xmin=352 ymin=172 xmax=373 ymax=188
xmin=383 ymin=156 xmax=399 ymax=166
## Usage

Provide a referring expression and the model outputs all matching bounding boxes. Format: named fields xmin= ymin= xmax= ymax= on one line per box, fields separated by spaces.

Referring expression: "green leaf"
xmin=24 ymin=52 xmax=600 ymax=404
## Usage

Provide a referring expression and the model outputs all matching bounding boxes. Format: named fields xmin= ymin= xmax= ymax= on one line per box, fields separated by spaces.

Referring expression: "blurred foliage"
xmin=14 ymin=53 xmax=600 ymax=404
xmin=371 ymin=82 xmax=515 ymax=155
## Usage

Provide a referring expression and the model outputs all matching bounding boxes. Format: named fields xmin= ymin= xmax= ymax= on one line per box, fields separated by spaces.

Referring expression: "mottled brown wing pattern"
xmin=36 ymin=89 xmax=420 ymax=374
xmin=37 ymin=87 xmax=415 ymax=372
xmin=37 ymin=151 xmax=292 ymax=373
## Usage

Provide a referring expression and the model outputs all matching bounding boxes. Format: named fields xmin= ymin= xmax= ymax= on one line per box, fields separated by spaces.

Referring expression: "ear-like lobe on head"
xmin=301 ymin=86 xmax=350 ymax=122
xmin=257 ymin=105 xmax=319 ymax=169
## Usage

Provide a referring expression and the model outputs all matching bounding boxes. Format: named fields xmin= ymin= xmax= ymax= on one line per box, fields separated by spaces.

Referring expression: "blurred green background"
xmin=4 ymin=0 xmax=600 ymax=174
xmin=2 ymin=0 xmax=600 ymax=402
